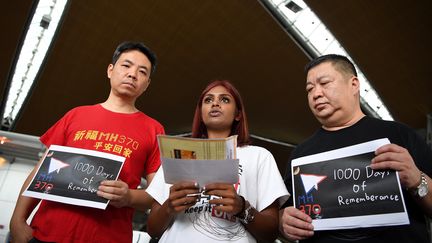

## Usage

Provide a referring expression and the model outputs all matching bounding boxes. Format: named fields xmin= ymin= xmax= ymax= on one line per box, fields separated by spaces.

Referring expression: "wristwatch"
xmin=236 ymin=199 xmax=256 ymax=224
xmin=239 ymin=203 xmax=255 ymax=224
xmin=414 ymin=172 xmax=428 ymax=198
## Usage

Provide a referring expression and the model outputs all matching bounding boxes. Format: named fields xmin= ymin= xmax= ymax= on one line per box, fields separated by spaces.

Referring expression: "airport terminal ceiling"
xmin=1 ymin=1 xmax=431 ymax=174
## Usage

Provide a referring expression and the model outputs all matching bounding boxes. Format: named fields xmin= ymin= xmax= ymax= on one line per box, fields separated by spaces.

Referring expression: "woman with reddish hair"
xmin=191 ymin=80 xmax=250 ymax=147
xmin=147 ymin=80 xmax=289 ymax=242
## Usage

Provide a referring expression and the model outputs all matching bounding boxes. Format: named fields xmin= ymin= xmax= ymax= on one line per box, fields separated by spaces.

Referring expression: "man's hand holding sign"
xmin=291 ymin=138 xmax=409 ymax=231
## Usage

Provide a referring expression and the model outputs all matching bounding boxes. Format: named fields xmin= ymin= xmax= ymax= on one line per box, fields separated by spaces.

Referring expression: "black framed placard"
xmin=23 ymin=145 xmax=125 ymax=209
xmin=291 ymin=138 xmax=409 ymax=230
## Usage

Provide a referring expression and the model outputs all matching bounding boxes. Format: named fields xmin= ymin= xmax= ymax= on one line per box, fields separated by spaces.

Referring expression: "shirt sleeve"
xmin=256 ymin=148 xmax=290 ymax=211
xmin=144 ymin=124 xmax=166 ymax=176
xmin=146 ymin=166 xmax=170 ymax=205
xmin=39 ymin=110 xmax=73 ymax=147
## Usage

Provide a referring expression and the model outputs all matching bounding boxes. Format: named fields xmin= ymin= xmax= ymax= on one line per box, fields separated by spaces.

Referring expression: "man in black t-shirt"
xmin=279 ymin=54 xmax=432 ymax=243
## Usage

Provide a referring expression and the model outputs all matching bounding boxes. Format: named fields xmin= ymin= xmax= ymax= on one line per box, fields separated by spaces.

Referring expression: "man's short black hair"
xmin=112 ymin=41 xmax=157 ymax=76
xmin=305 ymin=54 xmax=357 ymax=77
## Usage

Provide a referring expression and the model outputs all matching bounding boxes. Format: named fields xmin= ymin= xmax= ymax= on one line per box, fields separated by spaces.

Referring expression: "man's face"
xmin=305 ymin=62 xmax=358 ymax=127
xmin=107 ymin=50 xmax=152 ymax=100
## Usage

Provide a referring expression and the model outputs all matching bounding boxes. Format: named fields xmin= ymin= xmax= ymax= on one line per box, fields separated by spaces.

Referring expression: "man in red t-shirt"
xmin=10 ymin=41 xmax=164 ymax=243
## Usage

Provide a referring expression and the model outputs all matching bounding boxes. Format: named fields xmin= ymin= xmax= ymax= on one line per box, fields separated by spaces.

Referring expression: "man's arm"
xmin=412 ymin=174 xmax=432 ymax=216
xmin=128 ymin=172 xmax=156 ymax=211
xmin=10 ymin=164 xmax=42 ymax=243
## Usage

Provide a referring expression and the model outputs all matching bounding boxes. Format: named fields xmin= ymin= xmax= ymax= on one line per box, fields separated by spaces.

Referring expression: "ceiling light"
xmin=262 ymin=0 xmax=393 ymax=121
xmin=1 ymin=0 xmax=68 ymax=130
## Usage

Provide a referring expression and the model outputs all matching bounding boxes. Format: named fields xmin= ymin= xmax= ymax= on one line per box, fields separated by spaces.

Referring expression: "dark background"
xmin=1 ymin=1 xmax=431 ymax=176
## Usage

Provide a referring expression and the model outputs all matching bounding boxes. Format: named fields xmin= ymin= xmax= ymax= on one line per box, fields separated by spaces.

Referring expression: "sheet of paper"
xmin=157 ymin=135 xmax=239 ymax=185
xmin=23 ymin=145 xmax=125 ymax=209
xmin=162 ymin=158 xmax=239 ymax=186
xmin=291 ymin=138 xmax=409 ymax=230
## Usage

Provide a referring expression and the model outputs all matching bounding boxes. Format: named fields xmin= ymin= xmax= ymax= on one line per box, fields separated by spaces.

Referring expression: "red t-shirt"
xmin=31 ymin=104 xmax=164 ymax=243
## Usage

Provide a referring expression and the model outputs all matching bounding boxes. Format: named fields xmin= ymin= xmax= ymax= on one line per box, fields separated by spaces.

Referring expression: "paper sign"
xmin=23 ymin=145 xmax=125 ymax=209
xmin=291 ymin=138 xmax=409 ymax=230
xmin=162 ymin=158 xmax=239 ymax=186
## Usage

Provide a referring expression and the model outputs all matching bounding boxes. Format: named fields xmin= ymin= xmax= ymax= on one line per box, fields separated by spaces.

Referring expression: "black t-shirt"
xmin=284 ymin=116 xmax=432 ymax=243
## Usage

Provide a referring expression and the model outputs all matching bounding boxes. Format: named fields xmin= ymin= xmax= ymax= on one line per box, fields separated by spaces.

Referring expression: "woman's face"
xmin=201 ymin=85 xmax=239 ymax=135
